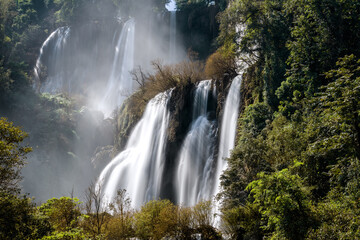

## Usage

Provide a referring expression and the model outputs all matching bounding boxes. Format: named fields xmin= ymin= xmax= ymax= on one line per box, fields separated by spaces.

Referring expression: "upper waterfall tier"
xmin=101 ymin=19 xmax=135 ymax=116
xmin=33 ymin=12 xmax=184 ymax=117
xmin=33 ymin=20 xmax=136 ymax=117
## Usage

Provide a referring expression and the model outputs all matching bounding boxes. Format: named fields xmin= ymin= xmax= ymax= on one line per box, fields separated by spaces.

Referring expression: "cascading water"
xmin=27 ymin=3 xmax=187 ymax=203
xmin=101 ymin=18 xmax=135 ymax=116
xmin=175 ymin=80 xmax=217 ymax=206
xmin=96 ymin=77 xmax=240 ymax=209
xmin=213 ymin=75 xmax=242 ymax=196
xmin=33 ymin=27 xmax=70 ymax=93
xmin=33 ymin=19 xmax=136 ymax=117
xmin=96 ymin=90 xmax=172 ymax=208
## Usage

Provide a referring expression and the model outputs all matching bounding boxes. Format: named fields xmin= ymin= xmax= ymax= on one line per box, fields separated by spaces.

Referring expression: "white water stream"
xmin=213 ymin=75 xmax=242 ymax=197
xmin=34 ymin=26 xmax=70 ymax=93
xmin=175 ymin=80 xmax=217 ymax=206
xmin=96 ymin=90 xmax=172 ymax=208
xmin=101 ymin=19 xmax=135 ymax=116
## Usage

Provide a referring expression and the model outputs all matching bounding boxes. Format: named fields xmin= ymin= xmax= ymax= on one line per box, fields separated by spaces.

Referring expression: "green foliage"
xmin=133 ymin=199 xmax=177 ymax=240
xmin=220 ymin=55 xmax=360 ymax=238
xmin=53 ymin=0 xmax=122 ymax=25
xmin=192 ymin=200 xmax=221 ymax=240
xmin=175 ymin=0 xmax=228 ymax=11
xmin=307 ymin=196 xmax=360 ymax=239
xmin=246 ymin=169 xmax=314 ymax=240
xmin=241 ymin=102 xmax=272 ymax=136
xmin=220 ymin=112 xmax=302 ymax=208
xmin=307 ymin=55 xmax=360 ymax=199
xmin=0 ymin=64 xmax=12 ymax=95
xmin=38 ymin=197 xmax=83 ymax=232
xmin=131 ymin=199 xmax=221 ymax=239
xmin=220 ymin=204 xmax=261 ymax=240
xmin=0 ymin=192 xmax=51 ymax=240
xmin=221 ymin=169 xmax=314 ymax=240
xmin=176 ymin=206 xmax=194 ymax=239
xmin=218 ymin=0 xmax=292 ymax=108
xmin=321 ymin=54 xmax=360 ymax=158
xmin=106 ymin=189 xmax=134 ymax=239
xmin=175 ymin=0 xmax=223 ymax=59
xmin=0 ymin=117 xmax=32 ymax=194
xmin=277 ymin=0 xmax=360 ymax=110
xmin=40 ymin=228 xmax=88 ymax=240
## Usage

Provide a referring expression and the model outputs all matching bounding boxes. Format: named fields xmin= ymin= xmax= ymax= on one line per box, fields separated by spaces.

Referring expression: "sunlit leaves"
xmin=246 ymin=169 xmax=313 ymax=240
xmin=38 ymin=197 xmax=83 ymax=232
xmin=0 ymin=117 xmax=31 ymax=194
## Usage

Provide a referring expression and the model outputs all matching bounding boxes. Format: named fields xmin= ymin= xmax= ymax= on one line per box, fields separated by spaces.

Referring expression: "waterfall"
xmin=169 ymin=11 xmax=176 ymax=63
xmin=166 ymin=0 xmax=177 ymax=11
xmin=96 ymin=77 xmax=240 ymax=208
xmin=101 ymin=19 xmax=135 ymax=116
xmin=96 ymin=89 xmax=172 ymax=208
xmin=33 ymin=19 xmax=136 ymax=117
xmin=33 ymin=27 xmax=70 ymax=93
xmin=175 ymin=80 xmax=217 ymax=206
xmin=213 ymin=75 xmax=242 ymax=196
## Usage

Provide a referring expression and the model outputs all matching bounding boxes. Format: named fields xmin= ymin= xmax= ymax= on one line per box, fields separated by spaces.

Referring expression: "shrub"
xmin=205 ymin=48 xmax=236 ymax=80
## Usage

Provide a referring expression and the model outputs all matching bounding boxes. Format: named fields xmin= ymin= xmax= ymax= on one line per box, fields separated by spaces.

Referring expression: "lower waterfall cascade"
xmin=214 ymin=75 xmax=242 ymax=197
xmin=175 ymin=80 xmax=217 ymax=206
xmin=96 ymin=90 xmax=172 ymax=208
xmin=97 ymin=76 xmax=242 ymax=208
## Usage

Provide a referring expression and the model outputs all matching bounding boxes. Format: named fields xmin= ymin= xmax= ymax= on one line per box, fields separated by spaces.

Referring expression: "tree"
xmin=192 ymin=200 xmax=221 ymax=240
xmin=204 ymin=47 xmax=237 ymax=80
xmin=246 ymin=169 xmax=314 ymax=240
xmin=40 ymin=228 xmax=87 ymax=240
xmin=176 ymin=206 xmax=194 ymax=239
xmin=321 ymin=55 xmax=360 ymax=158
xmin=0 ymin=192 xmax=51 ymax=240
xmin=276 ymin=0 xmax=360 ymax=112
xmin=217 ymin=0 xmax=292 ymax=109
xmin=133 ymin=199 xmax=177 ymax=240
xmin=309 ymin=55 xmax=360 ymax=199
xmin=0 ymin=117 xmax=32 ymax=194
xmin=38 ymin=197 xmax=82 ymax=232
xmin=82 ymin=183 xmax=110 ymax=238
xmin=106 ymin=189 xmax=134 ymax=239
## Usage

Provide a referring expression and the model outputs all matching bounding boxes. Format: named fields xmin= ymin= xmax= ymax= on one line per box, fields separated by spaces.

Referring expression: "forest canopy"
xmin=0 ymin=0 xmax=360 ymax=239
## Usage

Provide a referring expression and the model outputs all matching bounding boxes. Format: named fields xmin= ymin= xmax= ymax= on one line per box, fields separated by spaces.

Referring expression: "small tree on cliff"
xmin=0 ymin=117 xmax=32 ymax=194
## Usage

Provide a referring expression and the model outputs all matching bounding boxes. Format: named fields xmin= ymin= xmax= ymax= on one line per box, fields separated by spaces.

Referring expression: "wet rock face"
xmin=161 ymin=83 xmax=195 ymax=201
xmin=114 ymin=99 xmax=141 ymax=152
xmin=177 ymin=5 xmax=220 ymax=60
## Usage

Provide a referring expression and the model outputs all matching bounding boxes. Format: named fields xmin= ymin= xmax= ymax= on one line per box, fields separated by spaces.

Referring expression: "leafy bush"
xmin=133 ymin=199 xmax=177 ymax=240
xmin=0 ymin=117 xmax=32 ymax=194
xmin=205 ymin=47 xmax=236 ymax=80
xmin=38 ymin=197 xmax=82 ymax=232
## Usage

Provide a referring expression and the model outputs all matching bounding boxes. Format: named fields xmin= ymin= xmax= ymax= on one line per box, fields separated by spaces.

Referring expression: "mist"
xmin=23 ymin=0 xmax=186 ymax=203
